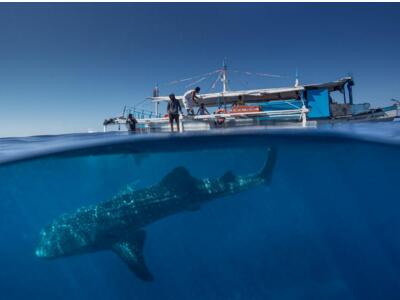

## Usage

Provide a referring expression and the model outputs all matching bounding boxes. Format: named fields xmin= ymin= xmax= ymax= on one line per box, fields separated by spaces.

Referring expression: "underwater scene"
xmin=1 ymin=124 xmax=400 ymax=300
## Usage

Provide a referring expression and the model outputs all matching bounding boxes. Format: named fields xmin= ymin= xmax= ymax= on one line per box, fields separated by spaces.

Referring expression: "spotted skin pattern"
xmin=36 ymin=148 xmax=277 ymax=281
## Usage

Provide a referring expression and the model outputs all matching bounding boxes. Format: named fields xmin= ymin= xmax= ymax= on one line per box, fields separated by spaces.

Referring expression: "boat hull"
xmin=103 ymin=105 xmax=398 ymax=133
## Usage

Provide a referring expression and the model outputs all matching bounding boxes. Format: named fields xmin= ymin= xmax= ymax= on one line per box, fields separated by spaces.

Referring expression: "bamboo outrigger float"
xmin=103 ymin=62 xmax=399 ymax=133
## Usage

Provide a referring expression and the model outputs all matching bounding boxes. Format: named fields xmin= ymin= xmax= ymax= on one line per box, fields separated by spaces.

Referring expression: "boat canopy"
xmin=303 ymin=77 xmax=353 ymax=92
xmin=150 ymin=77 xmax=353 ymax=106
xmin=150 ymin=86 xmax=303 ymax=106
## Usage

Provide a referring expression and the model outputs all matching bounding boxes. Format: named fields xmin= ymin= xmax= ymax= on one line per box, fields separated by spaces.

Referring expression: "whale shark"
xmin=35 ymin=148 xmax=277 ymax=281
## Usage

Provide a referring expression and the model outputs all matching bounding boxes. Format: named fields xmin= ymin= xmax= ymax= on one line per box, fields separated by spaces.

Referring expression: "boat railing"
xmin=122 ymin=105 xmax=163 ymax=119
xmin=122 ymin=99 xmax=306 ymax=120
xmin=136 ymin=107 xmax=307 ymax=122
xmin=104 ymin=105 xmax=309 ymax=132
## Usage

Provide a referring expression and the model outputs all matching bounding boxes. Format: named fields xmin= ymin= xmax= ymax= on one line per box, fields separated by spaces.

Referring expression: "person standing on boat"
xmin=167 ymin=93 xmax=183 ymax=132
xmin=183 ymin=87 xmax=201 ymax=115
xmin=237 ymin=95 xmax=245 ymax=105
xmin=126 ymin=113 xmax=138 ymax=133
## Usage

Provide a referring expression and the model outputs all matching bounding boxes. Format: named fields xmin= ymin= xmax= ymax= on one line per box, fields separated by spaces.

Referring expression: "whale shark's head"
xmin=36 ymin=219 xmax=88 ymax=259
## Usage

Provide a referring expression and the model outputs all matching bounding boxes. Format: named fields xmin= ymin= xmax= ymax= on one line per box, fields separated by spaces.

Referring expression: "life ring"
xmin=215 ymin=109 xmax=226 ymax=114
xmin=215 ymin=116 xmax=225 ymax=125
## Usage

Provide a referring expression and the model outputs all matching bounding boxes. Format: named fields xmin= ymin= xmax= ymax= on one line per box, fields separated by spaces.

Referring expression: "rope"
xmin=134 ymin=98 xmax=149 ymax=108
xmin=164 ymin=70 xmax=219 ymax=86
xmin=210 ymin=71 xmax=223 ymax=90
xmin=232 ymin=69 xmax=289 ymax=79
xmin=185 ymin=76 xmax=209 ymax=89
xmin=231 ymin=73 xmax=250 ymax=90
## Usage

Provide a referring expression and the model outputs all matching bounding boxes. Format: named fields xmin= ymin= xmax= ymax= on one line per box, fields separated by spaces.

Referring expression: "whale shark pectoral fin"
xmin=259 ymin=147 xmax=278 ymax=185
xmin=112 ymin=230 xmax=154 ymax=282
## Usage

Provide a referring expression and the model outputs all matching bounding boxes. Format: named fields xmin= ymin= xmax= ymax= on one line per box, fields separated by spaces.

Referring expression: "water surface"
xmin=0 ymin=124 xmax=399 ymax=300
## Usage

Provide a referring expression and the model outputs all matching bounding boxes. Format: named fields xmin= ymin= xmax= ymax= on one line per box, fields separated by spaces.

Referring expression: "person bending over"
xmin=183 ymin=86 xmax=201 ymax=115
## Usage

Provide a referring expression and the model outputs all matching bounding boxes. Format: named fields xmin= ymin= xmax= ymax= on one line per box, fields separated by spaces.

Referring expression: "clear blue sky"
xmin=1 ymin=3 xmax=400 ymax=136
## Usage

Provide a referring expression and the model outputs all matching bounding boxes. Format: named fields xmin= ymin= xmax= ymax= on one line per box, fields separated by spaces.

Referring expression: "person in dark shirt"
xmin=237 ymin=95 xmax=245 ymax=105
xmin=196 ymin=103 xmax=209 ymax=115
xmin=167 ymin=93 xmax=183 ymax=132
xmin=126 ymin=113 xmax=138 ymax=133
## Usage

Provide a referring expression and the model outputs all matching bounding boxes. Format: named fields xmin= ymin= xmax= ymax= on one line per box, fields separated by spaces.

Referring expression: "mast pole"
xmin=153 ymin=83 xmax=160 ymax=117
xmin=295 ymin=68 xmax=299 ymax=87
xmin=222 ymin=58 xmax=228 ymax=93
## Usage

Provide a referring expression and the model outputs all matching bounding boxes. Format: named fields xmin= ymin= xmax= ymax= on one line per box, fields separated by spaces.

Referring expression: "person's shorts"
xmin=169 ymin=113 xmax=179 ymax=123
xmin=183 ymin=99 xmax=193 ymax=110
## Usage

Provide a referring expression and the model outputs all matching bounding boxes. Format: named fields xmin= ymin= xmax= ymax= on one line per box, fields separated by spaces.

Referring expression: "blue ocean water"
xmin=0 ymin=124 xmax=399 ymax=300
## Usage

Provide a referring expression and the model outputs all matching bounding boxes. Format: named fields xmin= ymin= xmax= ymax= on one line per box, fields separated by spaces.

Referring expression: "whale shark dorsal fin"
xmin=161 ymin=167 xmax=197 ymax=190
xmin=112 ymin=230 xmax=154 ymax=282
xmin=221 ymin=171 xmax=235 ymax=183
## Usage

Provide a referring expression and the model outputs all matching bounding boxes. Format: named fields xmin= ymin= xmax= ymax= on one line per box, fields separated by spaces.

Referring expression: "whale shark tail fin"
xmin=258 ymin=147 xmax=277 ymax=185
xmin=112 ymin=230 xmax=154 ymax=282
